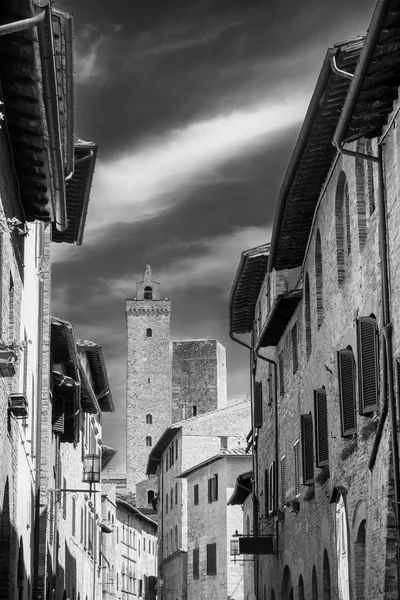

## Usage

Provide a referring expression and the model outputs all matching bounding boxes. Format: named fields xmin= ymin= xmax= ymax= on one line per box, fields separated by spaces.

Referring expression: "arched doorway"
xmin=0 ymin=478 xmax=11 ymax=600
xmin=323 ymin=551 xmax=331 ymax=600
xmin=298 ymin=575 xmax=305 ymax=600
xmin=281 ymin=565 xmax=293 ymax=600
xmin=355 ymin=520 xmax=366 ymax=599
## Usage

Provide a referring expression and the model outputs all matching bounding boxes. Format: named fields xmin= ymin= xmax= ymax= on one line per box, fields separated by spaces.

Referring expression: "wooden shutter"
xmin=268 ymin=462 xmax=276 ymax=514
xmin=358 ymin=317 xmax=379 ymax=414
xmin=338 ymin=349 xmax=356 ymax=436
xmin=294 ymin=440 xmax=300 ymax=496
xmin=301 ymin=414 xmax=314 ymax=485
xmin=264 ymin=469 xmax=269 ymax=516
xmin=292 ymin=324 xmax=298 ymax=374
xmin=194 ymin=484 xmax=199 ymax=505
xmin=214 ymin=474 xmax=218 ymax=501
xmin=279 ymin=353 xmax=284 ymax=395
xmin=207 ymin=543 xmax=217 ymax=575
xmin=280 ymin=456 xmax=286 ymax=507
xmin=72 ymin=497 xmax=76 ymax=536
xmin=208 ymin=478 xmax=212 ymax=503
xmin=254 ymin=381 xmax=263 ymax=428
xmin=193 ymin=548 xmax=199 ymax=579
xmin=314 ymin=389 xmax=329 ymax=467
xmin=52 ymin=395 xmax=65 ymax=433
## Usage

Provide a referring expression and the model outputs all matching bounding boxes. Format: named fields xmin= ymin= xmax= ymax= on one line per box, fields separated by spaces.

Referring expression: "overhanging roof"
xmin=116 ymin=498 xmax=157 ymax=528
xmin=257 ymin=290 xmax=302 ymax=348
xmin=51 ymin=317 xmax=79 ymax=380
xmin=77 ymin=341 xmax=114 ymax=412
xmin=229 ymin=244 xmax=270 ymax=335
xmin=179 ymin=449 xmax=249 ymax=479
xmin=146 ymin=426 xmax=181 ymax=475
xmin=339 ymin=0 xmax=400 ymax=143
xmin=228 ymin=470 xmax=253 ymax=506
xmin=52 ymin=141 xmax=98 ymax=245
xmin=268 ymin=38 xmax=364 ymax=272
xmin=101 ymin=445 xmax=117 ymax=471
xmin=79 ymin=364 xmax=100 ymax=414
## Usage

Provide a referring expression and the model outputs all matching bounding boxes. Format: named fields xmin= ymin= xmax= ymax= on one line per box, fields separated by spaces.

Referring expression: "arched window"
xmin=148 ymin=490 xmax=155 ymax=504
xmin=355 ymin=520 xmax=366 ymax=599
xmin=312 ymin=566 xmax=318 ymax=600
xmin=281 ymin=565 xmax=293 ymax=600
xmin=298 ymin=576 xmax=305 ymax=600
xmin=146 ymin=328 xmax=152 ymax=337
xmin=315 ymin=231 xmax=324 ymax=329
xmin=323 ymin=550 xmax=332 ymax=600
xmin=144 ymin=286 xmax=153 ymax=300
xmin=355 ymin=140 xmax=367 ymax=250
xmin=146 ymin=414 xmax=152 ymax=424
xmin=335 ymin=171 xmax=351 ymax=285
xmin=305 ymin=273 xmax=312 ymax=358
xmin=146 ymin=436 xmax=152 ymax=447
xmin=366 ymin=139 xmax=375 ymax=214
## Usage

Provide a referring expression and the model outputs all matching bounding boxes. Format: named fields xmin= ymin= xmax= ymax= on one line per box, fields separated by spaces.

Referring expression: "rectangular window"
xmin=193 ymin=547 xmax=200 ymax=579
xmin=301 ymin=414 xmax=314 ymax=485
xmin=175 ymin=439 xmax=178 ymax=460
xmin=292 ymin=323 xmax=298 ymax=374
xmin=268 ymin=462 xmax=276 ymax=514
xmin=194 ymin=484 xmax=199 ymax=505
xmin=208 ymin=475 xmax=218 ymax=503
xmin=170 ymin=488 xmax=173 ymax=509
xmin=338 ymin=349 xmax=356 ymax=437
xmin=175 ymin=482 xmax=178 ymax=505
xmin=294 ymin=439 xmax=300 ymax=497
xmin=279 ymin=352 xmax=284 ymax=395
xmin=314 ymin=388 xmax=329 ymax=467
xmin=357 ymin=316 xmax=379 ymax=414
xmin=280 ymin=455 xmax=286 ymax=507
xmin=254 ymin=381 xmax=263 ymax=428
xmin=206 ymin=543 xmax=217 ymax=575
xmin=165 ymin=493 xmax=168 ymax=514
xmin=62 ymin=477 xmax=67 ymax=519
xmin=72 ymin=497 xmax=76 ymax=536
xmin=264 ymin=468 xmax=269 ymax=516
xmin=220 ymin=436 xmax=228 ymax=450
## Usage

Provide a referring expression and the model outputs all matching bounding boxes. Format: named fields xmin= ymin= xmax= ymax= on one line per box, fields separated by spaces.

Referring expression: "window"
xmin=206 ymin=543 xmax=217 ymax=575
xmin=144 ymin=286 xmax=152 ymax=300
xmin=366 ymin=139 xmax=375 ymax=214
xmin=355 ymin=141 xmax=367 ymax=250
xmin=280 ymin=456 xmax=286 ymax=507
xmin=170 ymin=488 xmax=173 ymax=509
xmin=279 ymin=352 xmax=284 ymax=395
xmin=305 ymin=273 xmax=312 ymax=358
xmin=264 ymin=469 xmax=269 ymax=515
xmin=72 ymin=497 xmax=76 ymax=536
xmin=194 ymin=484 xmax=199 ymax=505
xmin=62 ymin=477 xmax=67 ymax=519
xmin=314 ymin=388 xmax=329 ymax=467
xmin=292 ymin=323 xmax=298 ymax=373
xmin=254 ymin=381 xmax=263 ymax=428
xmin=175 ymin=525 xmax=178 ymax=548
xmin=338 ymin=348 xmax=356 ymax=436
xmin=208 ymin=475 xmax=218 ymax=503
xmin=220 ymin=436 xmax=228 ymax=450
xmin=193 ymin=548 xmax=199 ymax=579
xmin=146 ymin=414 xmax=152 ymax=424
xmin=146 ymin=328 xmax=152 ymax=337
xmin=268 ymin=462 xmax=276 ymax=514
xmin=193 ymin=405 xmax=197 ymax=417
xmin=175 ymin=439 xmax=178 ymax=460
xmin=294 ymin=440 xmax=300 ymax=497
xmin=301 ymin=414 xmax=314 ymax=485
xmin=175 ymin=482 xmax=178 ymax=505
xmin=147 ymin=490 xmax=155 ymax=504
xmin=357 ymin=316 xmax=379 ymax=414
xmin=335 ymin=171 xmax=351 ymax=285
xmin=165 ymin=493 xmax=168 ymax=514
xmin=146 ymin=436 xmax=152 ymax=447
xmin=315 ymin=230 xmax=324 ymax=328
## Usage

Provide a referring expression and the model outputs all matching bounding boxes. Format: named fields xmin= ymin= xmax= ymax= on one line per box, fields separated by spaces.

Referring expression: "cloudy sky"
xmin=53 ymin=0 xmax=375 ymax=469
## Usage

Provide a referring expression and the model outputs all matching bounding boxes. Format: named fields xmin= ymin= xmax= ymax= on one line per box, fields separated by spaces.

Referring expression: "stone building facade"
xmin=147 ymin=401 xmax=251 ymax=600
xmin=181 ymin=452 xmax=252 ymax=600
xmin=126 ymin=265 xmax=172 ymax=492
xmin=229 ymin=3 xmax=400 ymax=598
xmin=172 ymin=340 xmax=227 ymax=423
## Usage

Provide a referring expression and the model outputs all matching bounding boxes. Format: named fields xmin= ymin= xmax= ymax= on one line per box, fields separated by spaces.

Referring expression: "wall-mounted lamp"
xmin=83 ymin=454 xmax=101 ymax=484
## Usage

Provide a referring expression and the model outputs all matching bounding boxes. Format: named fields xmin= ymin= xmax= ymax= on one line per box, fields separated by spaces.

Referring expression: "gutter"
xmin=36 ymin=3 xmax=68 ymax=232
xmin=63 ymin=13 xmax=75 ymax=178
xmin=331 ymin=1 xmax=400 ymax=594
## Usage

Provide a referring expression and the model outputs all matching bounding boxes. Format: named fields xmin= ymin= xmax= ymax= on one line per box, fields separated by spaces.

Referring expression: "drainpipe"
xmin=332 ymin=1 xmax=400 ymax=591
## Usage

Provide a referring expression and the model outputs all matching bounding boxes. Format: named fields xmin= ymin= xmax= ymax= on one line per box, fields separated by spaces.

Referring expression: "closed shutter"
xmin=264 ymin=469 xmax=269 ymax=516
xmin=207 ymin=543 xmax=217 ymax=575
xmin=292 ymin=324 xmax=298 ymax=374
xmin=268 ymin=462 xmax=276 ymax=514
xmin=214 ymin=474 xmax=218 ymax=501
xmin=72 ymin=497 xmax=76 ymax=536
xmin=301 ymin=414 xmax=314 ymax=485
xmin=279 ymin=353 xmax=284 ymax=395
xmin=52 ymin=395 xmax=65 ymax=433
xmin=358 ymin=317 xmax=379 ymax=414
xmin=314 ymin=388 xmax=329 ymax=467
xmin=254 ymin=381 xmax=263 ymax=428
xmin=193 ymin=548 xmax=199 ymax=579
xmin=208 ymin=479 xmax=212 ymax=503
xmin=294 ymin=440 xmax=300 ymax=496
xmin=338 ymin=349 xmax=356 ymax=436
xmin=194 ymin=484 xmax=199 ymax=505
xmin=280 ymin=456 xmax=286 ymax=507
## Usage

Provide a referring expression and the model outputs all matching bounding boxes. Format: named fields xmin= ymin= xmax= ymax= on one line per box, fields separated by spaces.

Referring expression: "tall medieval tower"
xmin=125 ymin=265 xmax=172 ymax=492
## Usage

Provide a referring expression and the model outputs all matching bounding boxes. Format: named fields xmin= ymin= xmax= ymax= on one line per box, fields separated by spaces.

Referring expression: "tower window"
xmin=146 ymin=436 xmax=152 ymax=447
xmin=144 ymin=286 xmax=153 ymax=300
xmin=193 ymin=406 xmax=197 ymax=417
xmin=146 ymin=328 xmax=152 ymax=337
xmin=146 ymin=414 xmax=152 ymax=425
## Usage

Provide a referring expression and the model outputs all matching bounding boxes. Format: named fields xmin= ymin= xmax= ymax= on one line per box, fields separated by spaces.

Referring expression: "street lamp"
xmin=83 ymin=454 xmax=101 ymax=484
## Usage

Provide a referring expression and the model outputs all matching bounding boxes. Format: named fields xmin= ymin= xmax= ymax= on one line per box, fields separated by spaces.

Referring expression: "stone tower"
xmin=126 ymin=265 xmax=172 ymax=492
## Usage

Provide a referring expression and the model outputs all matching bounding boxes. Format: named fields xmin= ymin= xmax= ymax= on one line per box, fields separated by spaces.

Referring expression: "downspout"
xmin=159 ymin=458 xmax=164 ymax=600
xmin=35 ymin=3 xmax=68 ymax=232
xmin=332 ymin=1 xmax=400 ymax=592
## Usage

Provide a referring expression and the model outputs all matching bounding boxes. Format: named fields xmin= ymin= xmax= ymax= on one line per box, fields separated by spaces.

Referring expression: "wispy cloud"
xmin=80 ymin=95 xmax=306 ymax=238
xmin=95 ymin=225 xmax=271 ymax=300
xmin=75 ymin=24 xmax=121 ymax=84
